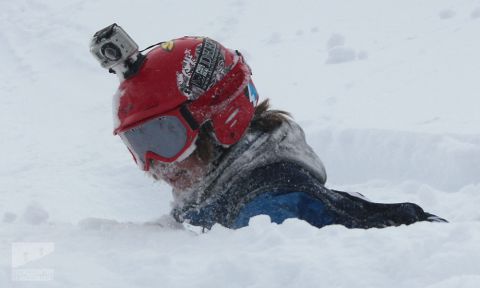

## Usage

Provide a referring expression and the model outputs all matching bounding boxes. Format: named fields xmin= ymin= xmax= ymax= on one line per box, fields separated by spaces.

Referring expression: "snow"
xmin=1 ymin=0 xmax=480 ymax=287
xmin=21 ymin=204 xmax=50 ymax=226
xmin=112 ymin=88 xmax=124 ymax=132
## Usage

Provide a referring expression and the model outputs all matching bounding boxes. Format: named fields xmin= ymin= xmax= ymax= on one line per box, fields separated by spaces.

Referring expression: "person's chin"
xmin=164 ymin=175 xmax=188 ymax=190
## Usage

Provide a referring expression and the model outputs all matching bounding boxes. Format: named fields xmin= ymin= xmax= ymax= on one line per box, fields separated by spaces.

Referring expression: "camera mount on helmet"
xmin=90 ymin=23 xmax=145 ymax=79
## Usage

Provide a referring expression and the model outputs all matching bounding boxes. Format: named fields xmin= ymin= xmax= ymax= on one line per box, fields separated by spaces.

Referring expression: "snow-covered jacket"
xmin=172 ymin=120 xmax=444 ymax=229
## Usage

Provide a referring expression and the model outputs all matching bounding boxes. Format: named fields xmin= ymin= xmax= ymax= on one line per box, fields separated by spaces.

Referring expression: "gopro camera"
xmin=90 ymin=23 xmax=139 ymax=69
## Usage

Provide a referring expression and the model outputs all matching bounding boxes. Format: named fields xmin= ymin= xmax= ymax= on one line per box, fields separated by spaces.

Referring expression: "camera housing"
xmin=90 ymin=23 xmax=139 ymax=69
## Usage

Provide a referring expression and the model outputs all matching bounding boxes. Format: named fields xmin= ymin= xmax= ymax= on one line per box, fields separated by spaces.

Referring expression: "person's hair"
xmin=193 ymin=99 xmax=291 ymax=163
xmin=249 ymin=98 xmax=291 ymax=133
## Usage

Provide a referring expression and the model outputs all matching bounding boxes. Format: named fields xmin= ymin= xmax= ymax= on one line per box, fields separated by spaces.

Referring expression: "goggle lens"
xmin=121 ymin=115 xmax=188 ymax=167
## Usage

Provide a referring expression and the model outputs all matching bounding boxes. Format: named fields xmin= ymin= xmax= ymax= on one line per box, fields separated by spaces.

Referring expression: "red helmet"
xmin=113 ymin=36 xmax=258 ymax=170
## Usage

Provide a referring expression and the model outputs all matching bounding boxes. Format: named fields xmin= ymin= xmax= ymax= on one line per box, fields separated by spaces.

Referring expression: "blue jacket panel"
xmin=232 ymin=191 xmax=335 ymax=229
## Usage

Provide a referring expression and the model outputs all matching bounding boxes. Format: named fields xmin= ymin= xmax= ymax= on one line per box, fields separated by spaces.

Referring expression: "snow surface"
xmin=1 ymin=0 xmax=480 ymax=287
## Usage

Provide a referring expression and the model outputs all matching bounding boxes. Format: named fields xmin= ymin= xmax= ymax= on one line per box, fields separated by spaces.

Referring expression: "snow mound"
xmin=1 ymin=218 xmax=479 ymax=288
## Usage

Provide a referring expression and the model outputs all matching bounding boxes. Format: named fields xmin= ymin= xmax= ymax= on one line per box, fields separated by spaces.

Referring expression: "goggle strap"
xmin=180 ymin=105 xmax=199 ymax=130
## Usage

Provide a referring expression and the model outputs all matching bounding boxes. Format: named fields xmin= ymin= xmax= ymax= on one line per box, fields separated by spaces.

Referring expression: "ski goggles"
xmin=119 ymin=105 xmax=200 ymax=171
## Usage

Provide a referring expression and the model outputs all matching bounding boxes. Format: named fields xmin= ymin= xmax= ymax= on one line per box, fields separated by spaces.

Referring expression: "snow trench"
xmin=307 ymin=128 xmax=480 ymax=191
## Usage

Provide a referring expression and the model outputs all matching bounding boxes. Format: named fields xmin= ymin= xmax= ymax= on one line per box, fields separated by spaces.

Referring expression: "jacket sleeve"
xmin=232 ymin=189 xmax=447 ymax=229
xmin=232 ymin=191 xmax=335 ymax=229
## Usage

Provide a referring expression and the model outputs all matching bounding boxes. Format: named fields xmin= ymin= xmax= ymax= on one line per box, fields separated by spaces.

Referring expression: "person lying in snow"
xmin=90 ymin=24 xmax=446 ymax=230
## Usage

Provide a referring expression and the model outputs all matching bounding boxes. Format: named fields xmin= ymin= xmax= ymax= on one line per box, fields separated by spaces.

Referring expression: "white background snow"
xmin=1 ymin=0 xmax=480 ymax=287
